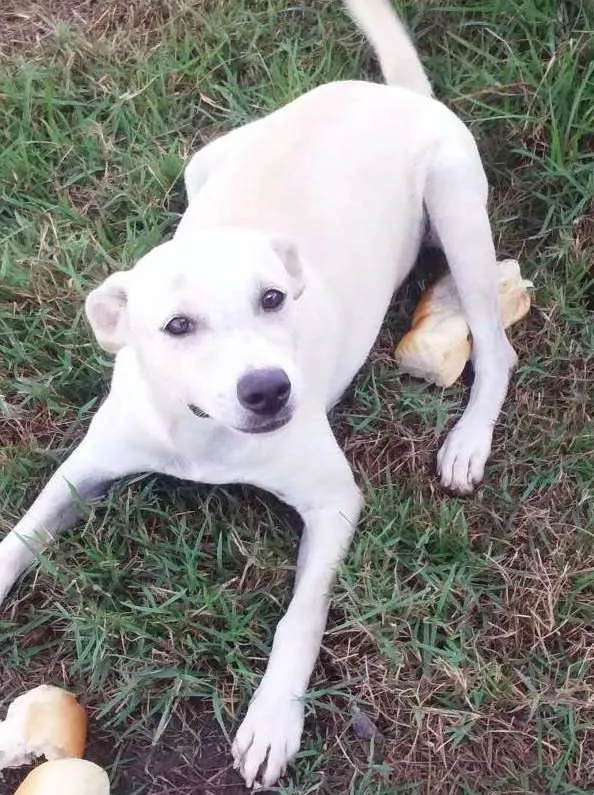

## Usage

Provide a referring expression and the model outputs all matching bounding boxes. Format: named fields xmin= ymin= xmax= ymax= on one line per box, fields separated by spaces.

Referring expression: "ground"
xmin=0 ymin=1 xmax=592 ymax=793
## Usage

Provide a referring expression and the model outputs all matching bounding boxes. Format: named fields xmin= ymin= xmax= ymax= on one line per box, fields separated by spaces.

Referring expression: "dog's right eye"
xmin=163 ymin=316 xmax=195 ymax=336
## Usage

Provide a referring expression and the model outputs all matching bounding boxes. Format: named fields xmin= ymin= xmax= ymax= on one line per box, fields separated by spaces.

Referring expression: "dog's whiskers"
xmin=188 ymin=404 xmax=209 ymax=419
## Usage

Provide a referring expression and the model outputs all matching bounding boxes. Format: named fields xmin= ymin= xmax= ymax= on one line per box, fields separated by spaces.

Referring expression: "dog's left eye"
xmin=260 ymin=289 xmax=286 ymax=311
xmin=163 ymin=316 xmax=195 ymax=335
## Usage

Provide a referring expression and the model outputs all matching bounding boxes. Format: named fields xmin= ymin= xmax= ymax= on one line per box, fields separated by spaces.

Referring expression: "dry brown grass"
xmin=0 ymin=0 xmax=193 ymax=57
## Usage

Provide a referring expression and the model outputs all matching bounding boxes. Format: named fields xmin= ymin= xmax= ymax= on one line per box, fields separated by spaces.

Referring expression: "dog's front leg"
xmin=232 ymin=418 xmax=362 ymax=788
xmin=0 ymin=399 xmax=145 ymax=607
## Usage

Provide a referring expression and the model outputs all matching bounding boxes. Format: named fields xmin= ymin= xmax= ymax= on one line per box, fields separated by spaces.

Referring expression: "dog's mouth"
xmin=188 ymin=404 xmax=291 ymax=434
xmin=237 ymin=410 xmax=292 ymax=435
xmin=188 ymin=404 xmax=209 ymax=419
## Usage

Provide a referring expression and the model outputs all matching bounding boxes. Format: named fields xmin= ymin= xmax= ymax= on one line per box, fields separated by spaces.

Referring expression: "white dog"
xmin=0 ymin=0 xmax=517 ymax=787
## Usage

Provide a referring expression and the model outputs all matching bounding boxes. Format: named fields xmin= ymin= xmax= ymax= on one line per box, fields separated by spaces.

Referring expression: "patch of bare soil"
xmin=2 ymin=704 xmax=248 ymax=795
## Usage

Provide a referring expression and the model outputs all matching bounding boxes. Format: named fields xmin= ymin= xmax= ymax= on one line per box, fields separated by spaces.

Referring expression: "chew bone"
xmin=14 ymin=758 xmax=110 ymax=795
xmin=394 ymin=259 xmax=533 ymax=387
xmin=0 ymin=685 xmax=87 ymax=771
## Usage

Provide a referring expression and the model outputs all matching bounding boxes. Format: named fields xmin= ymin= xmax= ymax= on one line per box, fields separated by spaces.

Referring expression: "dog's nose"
xmin=237 ymin=368 xmax=291 ymax=416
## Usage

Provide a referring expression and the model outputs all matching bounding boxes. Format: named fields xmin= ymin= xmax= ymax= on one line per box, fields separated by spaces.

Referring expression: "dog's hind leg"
xmin=0 ymin=399 xmax=145 ymax=607
xmin=423 ymin=134 xmax=518 ymax=493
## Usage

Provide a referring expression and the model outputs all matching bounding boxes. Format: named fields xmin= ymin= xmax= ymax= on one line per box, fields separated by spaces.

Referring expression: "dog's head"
xmin=85 ymin=228 xmax=306 ymax=434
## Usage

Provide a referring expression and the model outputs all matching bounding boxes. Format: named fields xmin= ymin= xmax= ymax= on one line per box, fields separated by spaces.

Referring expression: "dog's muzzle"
xmin=236 ymin=367 xmax=291 ymax=416
xmin=235 ymin=367 xmax=293 ymax=434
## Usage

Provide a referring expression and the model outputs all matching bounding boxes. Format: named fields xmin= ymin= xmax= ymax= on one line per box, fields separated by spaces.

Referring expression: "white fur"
xmin=0 ymin=0 xmax=517 ymax=787
xmin=344 ymin=0 xmax=433 ymax=96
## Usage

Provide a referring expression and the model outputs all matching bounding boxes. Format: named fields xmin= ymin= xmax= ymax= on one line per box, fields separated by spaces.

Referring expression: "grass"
xmin=0 ymin=0 xmax=592 ymax=792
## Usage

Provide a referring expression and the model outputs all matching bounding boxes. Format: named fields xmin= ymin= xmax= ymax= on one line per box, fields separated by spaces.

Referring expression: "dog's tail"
xmin=343 ymin=0 xmax=432 ymax=96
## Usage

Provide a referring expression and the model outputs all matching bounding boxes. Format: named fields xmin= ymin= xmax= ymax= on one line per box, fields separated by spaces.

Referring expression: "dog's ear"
xmin=85 ymin=270 xmax=131 ymax=353
xmin=271 ymin=237 xmax=305 ymax=299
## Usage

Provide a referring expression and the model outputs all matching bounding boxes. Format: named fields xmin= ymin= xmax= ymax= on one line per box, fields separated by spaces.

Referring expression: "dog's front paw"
xmin=437 ymin=420 xmax=493 ymax=493
xmin=232 ymin=690 xmax=304 ymax=788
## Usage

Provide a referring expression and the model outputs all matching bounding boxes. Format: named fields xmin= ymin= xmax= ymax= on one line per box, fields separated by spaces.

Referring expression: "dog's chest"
xmin=159 ymin=420 xmax=275 ymax=488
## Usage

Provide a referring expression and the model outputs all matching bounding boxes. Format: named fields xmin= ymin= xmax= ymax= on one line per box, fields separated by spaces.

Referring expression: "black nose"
xmin=237 ymin=368 xmax=291 ymax=416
